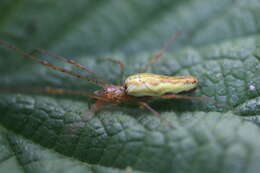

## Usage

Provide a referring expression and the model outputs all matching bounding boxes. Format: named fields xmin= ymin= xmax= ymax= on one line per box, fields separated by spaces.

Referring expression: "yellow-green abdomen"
xmin=125 ymin=73 xmax=198 ymax=97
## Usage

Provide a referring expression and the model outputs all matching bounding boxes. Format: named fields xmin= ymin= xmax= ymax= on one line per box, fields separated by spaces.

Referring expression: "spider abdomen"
xmin=125 ymin=73 xmax=198 ymax=97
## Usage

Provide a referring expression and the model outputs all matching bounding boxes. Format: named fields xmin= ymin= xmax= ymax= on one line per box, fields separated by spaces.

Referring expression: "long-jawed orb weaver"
xmin=0 ymin=33 xmax=211 ymax=117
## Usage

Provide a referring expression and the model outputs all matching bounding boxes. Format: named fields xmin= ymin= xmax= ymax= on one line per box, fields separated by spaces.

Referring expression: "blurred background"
xmin=1 ymin=0 xmax=259 ymax=72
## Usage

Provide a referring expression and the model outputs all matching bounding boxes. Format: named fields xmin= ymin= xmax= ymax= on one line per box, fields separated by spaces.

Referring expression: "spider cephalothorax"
xmin=95 ymin=85 xmax=130 ymax=104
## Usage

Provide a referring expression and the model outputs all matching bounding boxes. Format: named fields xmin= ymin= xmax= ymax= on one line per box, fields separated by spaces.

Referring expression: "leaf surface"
xmin=0 ymin=0 xmax=260 ymax=173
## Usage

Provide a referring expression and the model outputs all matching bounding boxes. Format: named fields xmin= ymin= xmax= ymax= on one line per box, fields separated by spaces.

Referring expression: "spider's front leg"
xmin=138 ymin=101 xmax=160 ymax=117
xmin=90 ymin=100 xmax=107 ymax=114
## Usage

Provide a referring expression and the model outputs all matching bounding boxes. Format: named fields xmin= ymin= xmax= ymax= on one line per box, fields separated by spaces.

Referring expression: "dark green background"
xmin=0 ymin=0 xmax=260 ymax=173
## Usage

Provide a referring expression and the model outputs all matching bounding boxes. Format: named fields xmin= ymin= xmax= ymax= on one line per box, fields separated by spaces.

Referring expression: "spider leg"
xmin=160 ymin=94 xmax=230 ymax=109
xmin=138 ymin=101 xmax=160 ymax=117
xmin=0 ymin=87 xmax=110 ymax=102
xmin=0 ymin=41 xmax=106 ymax=87
xmin=34 ymin=48 xmax=99 ymax=77
xmin=160 ymin=94 xmax=209 ymax=101
xmin=90 ymin=100 xmax=106 ymax=113
xmin=103 ymin=58 xmax=125 ymax=85
xmin=139 ymin=32 xmax=181 ymax=73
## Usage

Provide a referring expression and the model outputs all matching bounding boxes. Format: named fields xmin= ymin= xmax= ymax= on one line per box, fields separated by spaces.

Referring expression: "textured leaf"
xmin=0 ymin=126 xmax=140 ymax=173
xmin=0 ymin=0 xmax=260 ymax=173
xmin=1 ymin=95 xmax=260 ymax=173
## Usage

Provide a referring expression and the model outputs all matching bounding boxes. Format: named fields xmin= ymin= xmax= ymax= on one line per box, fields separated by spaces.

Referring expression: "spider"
xmin=0 ymin=33 xmax=210 ymax=117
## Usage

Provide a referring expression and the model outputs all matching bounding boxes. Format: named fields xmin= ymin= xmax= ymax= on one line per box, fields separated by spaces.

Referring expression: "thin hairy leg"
xmin=159 ymin=94 xmax=230 ymax=109
xmin=34 ymin=48 xmax=98 ymax=77
xmin=160 ymin=94 xmax=209 ymax=101
xmin=90 ymin=100 xmax=107 ymax=113
xmin=104 ymin=58 xmax=125 ymax=85
xmin=138 ymin=101 xmax=160 ymax=117
xmin=139 ymin=32 xmax=181 ymax=73
xmin=0 ymin=41 xmax=106 ymax=87
xmin=0 ymin=87 xmax=110 ymax=102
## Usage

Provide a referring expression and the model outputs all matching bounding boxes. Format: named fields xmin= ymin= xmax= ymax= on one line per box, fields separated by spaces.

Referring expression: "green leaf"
xmin=0 ymin=126 xmax=141 ymax=173
xmin=0 ymin=0 xmax=260 ymax=173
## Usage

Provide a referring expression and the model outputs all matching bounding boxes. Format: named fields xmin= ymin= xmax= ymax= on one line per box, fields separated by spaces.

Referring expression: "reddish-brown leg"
xmin=139 ymin=32 xmax=181 ymax=73
xmin=103 ymin=58 xmax=125 ymax=85
xmin=159 ymin=94 xmax=229 ymax=109
xmin=90 ymin=100 xmax=106 ymax=113
xmin=0 ymin=41 xmax=106 ymax=87
xmin=34 ymin=48 xmax=99 ymax=77
xmin=160 ymin=94 xmax=209 ymax=101
xmin=138 ymin=101 xmax=160 ymax=117
xmin=0 ymin=87 xmax=110 ymax=102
